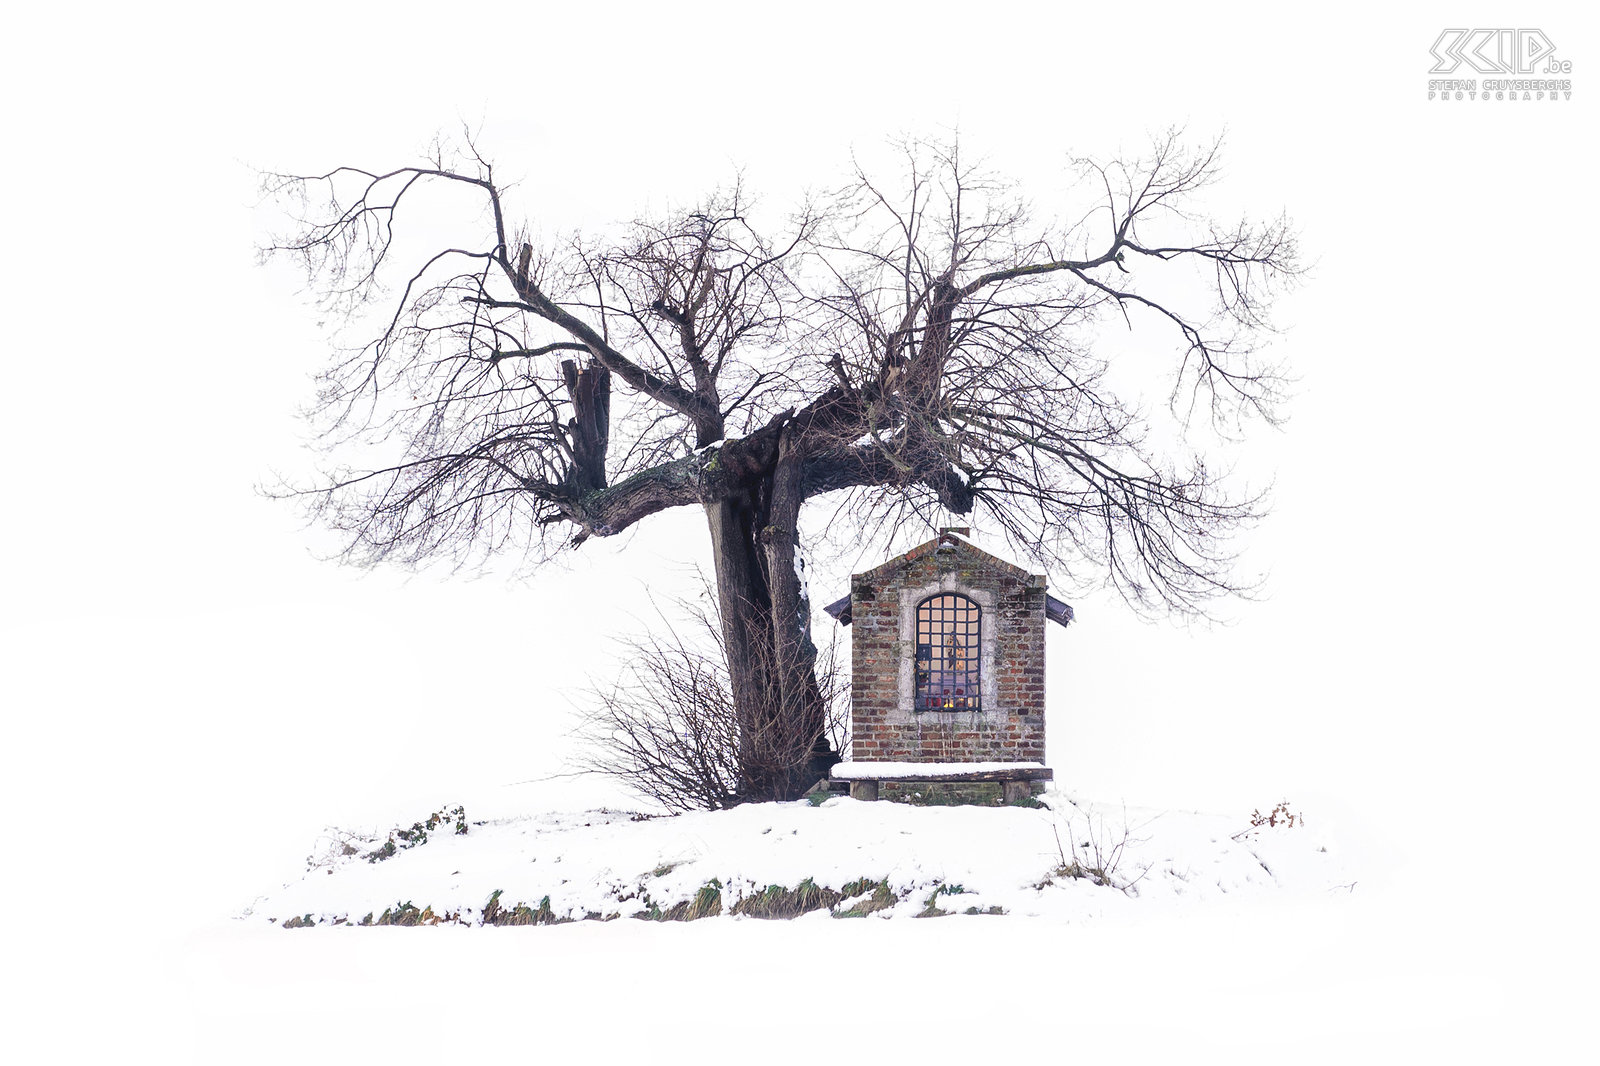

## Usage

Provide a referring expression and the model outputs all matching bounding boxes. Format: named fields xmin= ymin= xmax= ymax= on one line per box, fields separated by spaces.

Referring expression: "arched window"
xmin=914 ymin=594 xmax=981 ymax=710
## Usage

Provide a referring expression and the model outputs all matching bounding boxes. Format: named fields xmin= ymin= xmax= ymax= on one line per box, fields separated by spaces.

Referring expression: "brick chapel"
xmin=821 ymin=529 xmax=1073 ymax=769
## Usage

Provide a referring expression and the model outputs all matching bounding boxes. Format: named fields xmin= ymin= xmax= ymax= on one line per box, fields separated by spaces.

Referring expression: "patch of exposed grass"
xmin=654 ymin=880 xmax=723 ymax=921
xmin=832 ymin=879 xmax=898 ymax=918
xmin=376 ymin=901 xmax=430 ymax=926
xmin=482 ymin=889 xmax=564 ymax=926
xmin=837 ymin=878 xmax=878 ymax=898
xmin=306 ymin=873 xmax=956 ymax=929
xmin=731 ymin=878 xmax=844 ymax=919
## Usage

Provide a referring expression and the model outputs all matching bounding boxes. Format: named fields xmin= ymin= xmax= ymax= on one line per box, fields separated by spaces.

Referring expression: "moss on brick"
xmin=883 ymin=781 xmax=1007 ymax=806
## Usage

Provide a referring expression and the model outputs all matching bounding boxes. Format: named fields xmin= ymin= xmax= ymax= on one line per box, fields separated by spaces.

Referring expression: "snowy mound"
xmin=250 ymin=791 xmax=1351 ymax=927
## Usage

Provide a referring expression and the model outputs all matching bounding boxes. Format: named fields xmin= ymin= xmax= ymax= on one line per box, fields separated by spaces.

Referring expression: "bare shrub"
xmin=575 ymin=586 xmax=849 ymax=812
xmin=1043 ymin=800 xmax=1151 ymax=894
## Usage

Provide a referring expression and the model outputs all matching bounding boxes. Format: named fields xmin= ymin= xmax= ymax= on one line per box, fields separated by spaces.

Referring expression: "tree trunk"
xmin=762 ymin=425 xmax=829 ymax=798
xmin=703 ymin=448 xmax=835 ymax=802
xmin=705 ymin=494 xmax=772 ymax=795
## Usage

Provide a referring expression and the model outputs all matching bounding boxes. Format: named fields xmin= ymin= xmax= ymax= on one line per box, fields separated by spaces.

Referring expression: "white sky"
xmin=3 ymin=1 xmax=1596 ymax=1055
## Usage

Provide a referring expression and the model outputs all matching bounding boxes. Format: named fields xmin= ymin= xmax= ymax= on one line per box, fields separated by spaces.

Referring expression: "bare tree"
xmin=575 ymin=586 xmax=849 ymax=813
xmin=261 ymin=131 xmax=1299 ymax=802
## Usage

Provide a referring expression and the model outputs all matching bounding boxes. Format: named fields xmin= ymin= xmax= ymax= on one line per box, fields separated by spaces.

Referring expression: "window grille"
xmin=914 ymin=594 xmax=981 ymax=711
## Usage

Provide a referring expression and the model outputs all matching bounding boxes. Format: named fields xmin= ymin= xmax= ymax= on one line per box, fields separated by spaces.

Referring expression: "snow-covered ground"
xmin=248 ymin=790 xmax=1347 ymax=927
xmin=142 ymin=784 xmax=1582 ymax=1065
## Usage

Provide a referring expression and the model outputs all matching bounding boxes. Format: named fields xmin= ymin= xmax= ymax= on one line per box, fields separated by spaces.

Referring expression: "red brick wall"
xmin=847 ymin=538 xmax=1046 ymax=763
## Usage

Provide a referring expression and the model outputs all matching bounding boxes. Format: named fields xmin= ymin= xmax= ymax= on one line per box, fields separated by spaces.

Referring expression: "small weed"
xmin=916 ymin=882 xmax=969 ymax=918
xmin=1251 ymin=801 xmax=1302 ymax=829
xmin=1040 ymin=814 xmax=1147 ymax=893
xmin=1231 ymin=801 xmax=1305 ymax=841
xmin=1044 ymin=858 xmax=1114 ymax=888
